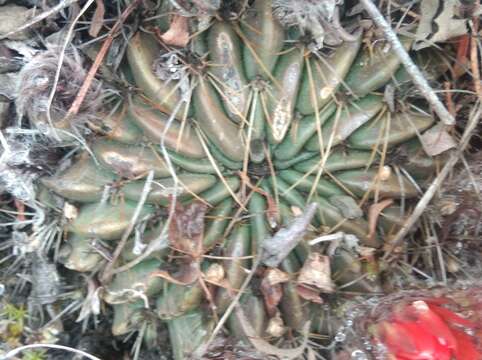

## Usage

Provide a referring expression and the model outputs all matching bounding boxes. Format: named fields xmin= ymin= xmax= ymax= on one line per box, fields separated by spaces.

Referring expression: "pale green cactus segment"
xmin=344 ymin=36 xmax=413 ymax=97
xmin=104 ymin=258 xmax=164 ymax=304
xmin=266 ymin=47 xmax=305 ymax=144
xmin=127 ymin=32 xmax=187 ymax=116
xmin=168 ymin=310 xmax=214 ymax=360
xmin=92 ymin=139 xmax=171 ymax=178
xmin=122 ymin=173 xmax=216 ymax=205
xmin=296 ymin=33 xmax=362 ymax=115
xmin=242 ymin=0 xmax=284 ymax=80
xmin=348 ymin=111 xmax=435 ymax=149
xmin=294 ymin=149 xmax=375 ymax=174
xmin=59 ymin=234 xmax=103 ymax=272
xmin=207 ymin=21 xmax=249 ymax=123
xmin=305 ymin=94 xmax=384 ymax=152
xmin=68 ymin=200 xmax=154 ymax=240
xmin=335 ymin=168 xmax=419 ymax=199
xmin=41 ymin=154 xmax=117 ymax=203
xmin=129 ymin=98 xmax=206 ymax=159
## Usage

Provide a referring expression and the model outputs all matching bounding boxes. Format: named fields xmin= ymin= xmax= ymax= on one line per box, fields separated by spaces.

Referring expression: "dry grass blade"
xmin=45 ymin=0 xmax=97 ymax=139
xmin=197 ymin=255 xmax=262 ymax=357
xmin=307 ymin=104 xmax=342 ymax=201
xmin=233 ymin=25 xmax=282 ymax=90
xmin=159 ymin=15 xmax=190 ymax=47
xmin=195 ymin=127 xmax=246 ymax=210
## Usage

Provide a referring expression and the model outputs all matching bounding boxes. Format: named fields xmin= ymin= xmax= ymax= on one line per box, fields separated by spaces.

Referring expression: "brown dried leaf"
xmin=160 ymin=15 xmax=190 ymax=47
xmin=168 ymin=200 xmax=208 ymax=256
xmin=150 ymin=259 xmax=200 ymax=285
xmin=297 ymin=253 xmax=334 ymax=293
xmin=368 ymin=198 xmax=394 ymax=242
xmin=296 ymin=285 xmax=323 ymax=304
xmin=160 ymin=201 xmax=208 ymax=287
xmin=420 ymin=123 xmax=457 ymax=156
xmin=264 ymin=268 xmax=290 ymax=286
xmin=260 ymin=277 xmax=283 ymax=317
xmin=266 ymin=193 xmax=280 ymax=227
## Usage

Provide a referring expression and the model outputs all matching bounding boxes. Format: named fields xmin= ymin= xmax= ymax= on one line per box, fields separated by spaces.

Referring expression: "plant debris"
xmin=16 ymin=47 xmax=104 ymax=137
xmin=261 ymin=203 xmax=318 ymax=267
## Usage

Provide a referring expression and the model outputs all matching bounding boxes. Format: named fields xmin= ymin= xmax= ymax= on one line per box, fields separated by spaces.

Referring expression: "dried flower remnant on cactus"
xmin=153 ymin=50 xmax=192 ymax=102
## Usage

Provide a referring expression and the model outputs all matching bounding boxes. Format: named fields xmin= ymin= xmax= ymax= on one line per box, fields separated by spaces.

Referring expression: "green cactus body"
xmin=37 ymin=2 xmax=444 ymax=357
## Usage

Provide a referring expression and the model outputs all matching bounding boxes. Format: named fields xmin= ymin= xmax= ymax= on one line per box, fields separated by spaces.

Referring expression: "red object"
xmin=373 ymin=300 xmax=481 ymax=360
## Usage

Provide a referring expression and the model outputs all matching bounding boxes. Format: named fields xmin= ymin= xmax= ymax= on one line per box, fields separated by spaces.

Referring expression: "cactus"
xmin=33 ymin=1 xmax=450 ymax=358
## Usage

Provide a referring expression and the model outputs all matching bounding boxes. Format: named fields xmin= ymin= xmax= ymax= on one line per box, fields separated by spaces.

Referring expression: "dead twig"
xmin=261 ymin=202 xmax=318 ymax=267
xmin=360 ymin=0 xmax=455 ymax=126
xmin=64 ymin=0 xmax=142 ymax=120
xmin=444 ymin=81 xmax=456 ymax=117
xmin=383 ymin=102 xmax=481 ymax=261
